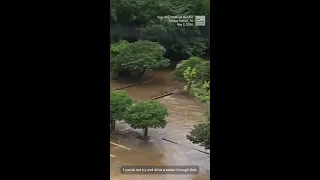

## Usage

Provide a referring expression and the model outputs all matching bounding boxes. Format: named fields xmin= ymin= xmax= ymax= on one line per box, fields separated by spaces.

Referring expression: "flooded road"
xmin=110 ymin=69 xmax=182 ymax=99
xmin=110 ymin=69 xmax=210 ymax=180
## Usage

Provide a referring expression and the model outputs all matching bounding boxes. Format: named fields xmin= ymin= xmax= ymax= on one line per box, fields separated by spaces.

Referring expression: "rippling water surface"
xmin=110 ymin=69 xmax=210 ymax=180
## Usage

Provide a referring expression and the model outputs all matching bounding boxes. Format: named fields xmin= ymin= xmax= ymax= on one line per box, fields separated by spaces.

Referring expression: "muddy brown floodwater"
xmin=110 ymin=69 xmax=210 ymax=180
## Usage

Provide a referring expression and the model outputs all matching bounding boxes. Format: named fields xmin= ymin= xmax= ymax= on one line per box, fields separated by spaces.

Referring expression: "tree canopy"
xmin=110 ymin=0 xmax=210 ymax=61
xmin=186 ymin=123 xmax=210 ymax=150
xmin=173 ymin=56 xmax=210 ymax=83
xmin=110 ymin=90 xmax=133 ymax=131
xmin=110 ymin=40 xmax=170 ymax=78
xmin=124 ymin=100 xmax=168 ymax=138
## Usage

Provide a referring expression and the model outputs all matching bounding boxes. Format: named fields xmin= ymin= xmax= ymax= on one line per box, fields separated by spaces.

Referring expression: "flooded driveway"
xmin=110 ymin=69 xmax=210 ymax=180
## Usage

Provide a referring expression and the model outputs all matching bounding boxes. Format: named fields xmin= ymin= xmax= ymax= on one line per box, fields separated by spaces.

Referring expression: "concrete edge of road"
xmin=150 ymin=92 xmax=174 ymax=100
xmin=162 ymin=138 xmax=210 ymax=155
xmin=111 ymin=78 xmax=154 ymax=91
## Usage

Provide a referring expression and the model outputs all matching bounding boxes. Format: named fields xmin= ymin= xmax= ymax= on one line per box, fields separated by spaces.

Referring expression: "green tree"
xmin=110 ymin=40 xmax=170 ymax=78
xmin=183 ymin=67 xmax=197 ymax=91
xmin=194 ymin=81 xmax=210 ymax=103
xmin=174 ymin=57 xmax=202 ymax=81
xmin=110 ymin=91 xmax=133 ymax=131
xmin=186 ymin=123 xmax=210 ymax=150
xmin=110 ymin=40 xmax=130 ymax=78
xmin=124 ymin=100 xmax=168 ymax=138
xmin=110 ymin=0 xmax=210 ymax=60
xmin=173 ymin=57 xmax=210 ymax=83
xmin=184 ymin=66 xmax=211 ymax=150
xmin=141 ymin=20 xmax=208 ymax=59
